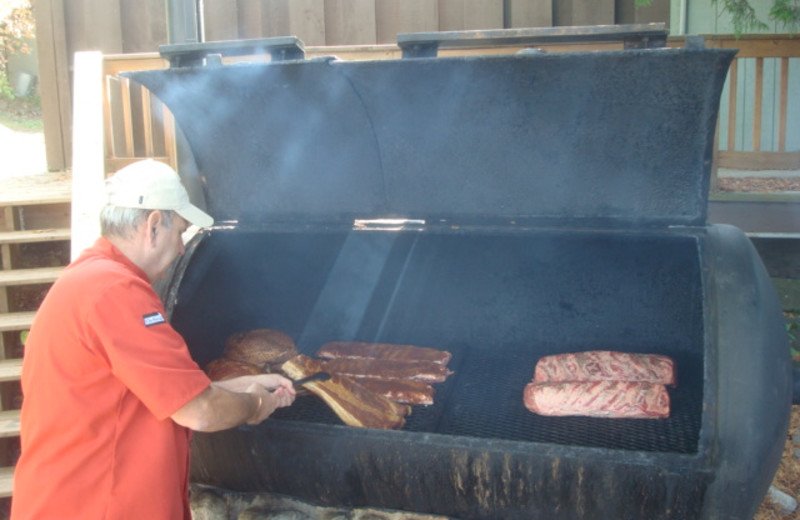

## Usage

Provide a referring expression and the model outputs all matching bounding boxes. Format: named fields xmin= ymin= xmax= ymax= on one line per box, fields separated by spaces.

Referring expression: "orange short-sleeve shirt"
xmin=11 ymin=237 xmax=211 ymax=520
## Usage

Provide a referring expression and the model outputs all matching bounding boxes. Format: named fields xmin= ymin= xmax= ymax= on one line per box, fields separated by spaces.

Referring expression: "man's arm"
xmin=171 ymin=375 xmax=295 ymax=432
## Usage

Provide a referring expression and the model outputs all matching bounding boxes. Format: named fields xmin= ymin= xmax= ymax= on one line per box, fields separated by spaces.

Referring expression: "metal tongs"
xmin=286 ymin=371 xmax=331 ymax=396
xmin=291 ymin=372 xmax=331 ymax=388
xmin=268 ymin=372 xmax=331 ymax=394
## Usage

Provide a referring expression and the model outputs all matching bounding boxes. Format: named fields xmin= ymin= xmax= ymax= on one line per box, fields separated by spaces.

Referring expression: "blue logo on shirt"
xmin=143 ymin=312 xmax=166 ymax=327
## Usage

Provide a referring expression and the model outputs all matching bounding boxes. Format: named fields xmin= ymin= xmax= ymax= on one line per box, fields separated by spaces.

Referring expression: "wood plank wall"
xmin=34 ymin=0 xmax=169 ymax=172
xmin=35 ymin=0 xmax=662 ymax=173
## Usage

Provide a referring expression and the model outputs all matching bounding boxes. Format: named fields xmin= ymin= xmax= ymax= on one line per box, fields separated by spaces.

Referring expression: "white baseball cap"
xmin=106 ymin=159 xmax=213 ymax=228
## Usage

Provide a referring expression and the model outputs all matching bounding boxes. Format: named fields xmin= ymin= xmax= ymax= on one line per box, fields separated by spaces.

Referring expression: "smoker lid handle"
xmin=159 ymin=36 xmax=306 ymax=68
xmin=397 ymin=23 xmax=669 ymax=58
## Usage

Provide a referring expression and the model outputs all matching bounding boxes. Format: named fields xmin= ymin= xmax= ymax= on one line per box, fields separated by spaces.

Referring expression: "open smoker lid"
xmin=124 ymin=36 xmax=735 ymax=228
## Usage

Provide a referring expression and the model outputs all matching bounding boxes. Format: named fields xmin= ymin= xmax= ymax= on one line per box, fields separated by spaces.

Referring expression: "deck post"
xmin=70 ymin=51 xmax=105 ymax=260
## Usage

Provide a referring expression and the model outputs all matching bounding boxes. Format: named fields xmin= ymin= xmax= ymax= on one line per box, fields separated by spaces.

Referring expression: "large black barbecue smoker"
xmin=125 ymin=24 xmax=792 ymax=520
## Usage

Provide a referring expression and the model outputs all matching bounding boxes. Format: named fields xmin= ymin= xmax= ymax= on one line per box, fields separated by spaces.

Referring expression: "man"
xmin=11 ymin=159 xmax=296 ymax=519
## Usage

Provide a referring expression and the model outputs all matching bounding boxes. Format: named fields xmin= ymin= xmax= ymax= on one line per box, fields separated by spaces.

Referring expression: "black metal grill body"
xmin=128 ymin=41 xmax=792 ymax=519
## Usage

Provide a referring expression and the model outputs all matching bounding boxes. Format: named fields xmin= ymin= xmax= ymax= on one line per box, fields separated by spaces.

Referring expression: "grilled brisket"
xmin=204 ymin=358 xmax=263 ymax=381
xmin=222 ymin=328 xmax=298 ymax=370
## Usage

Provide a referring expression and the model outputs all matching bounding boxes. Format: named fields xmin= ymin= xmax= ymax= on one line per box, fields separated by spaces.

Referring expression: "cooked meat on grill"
xmin=204 ymin=358 xmax=263 ymax=381
xmin=222 ymin=328 xmax=298 ymax=370
xmin=321 ymin=357 xmax=453 ymax=383
xmin=350 ymin=377 xmax=435 ymax=405
xmin=523 ymin=380 xmax=670 ymax=419
xmin=316 ymin=341 xmax=452 ymax=365
xmin=533 ymin=351 xmax=676 ymax=386
xmin=281 ymin=355 xmax=411 ymax=430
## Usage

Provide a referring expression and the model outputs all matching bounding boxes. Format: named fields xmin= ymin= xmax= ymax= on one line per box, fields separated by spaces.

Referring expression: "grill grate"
xmin=271 ymin=345 xmax=702 ymax=454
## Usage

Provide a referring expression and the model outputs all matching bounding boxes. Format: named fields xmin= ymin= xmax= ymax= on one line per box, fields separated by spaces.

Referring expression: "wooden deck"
xmin=0 ymin=172 xmax=71 ymax=206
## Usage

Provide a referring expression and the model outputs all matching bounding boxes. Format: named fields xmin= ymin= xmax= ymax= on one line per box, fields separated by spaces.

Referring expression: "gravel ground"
xmin=718 ymin=176 xmax=800 ymax=193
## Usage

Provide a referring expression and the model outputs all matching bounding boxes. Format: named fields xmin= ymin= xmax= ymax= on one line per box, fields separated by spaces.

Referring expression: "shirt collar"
xmin=90 ymin=236 xmax=150 ymax=282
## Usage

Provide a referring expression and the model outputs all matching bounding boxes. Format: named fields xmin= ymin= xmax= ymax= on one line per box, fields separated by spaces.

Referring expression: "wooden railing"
xmin=102 ymin=54 xmax=174 ymax=173
xmin=701 ymin=35 xmax=800 ymax=171
xmin=96 ymin=34 xmax=800 ymax=179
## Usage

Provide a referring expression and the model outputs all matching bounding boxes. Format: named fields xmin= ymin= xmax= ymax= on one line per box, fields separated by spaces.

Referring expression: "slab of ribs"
xmin=524 ymin=350 xmax=676 ymax=419
xmin=281 ymin=354 xmax=412 ymax=430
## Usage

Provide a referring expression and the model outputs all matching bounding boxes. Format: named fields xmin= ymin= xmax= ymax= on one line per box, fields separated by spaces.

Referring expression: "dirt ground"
xmin=718 ymin=177 xmax=800 ymax=193
xmin=758 ymin=402 xmax=800 ymax=519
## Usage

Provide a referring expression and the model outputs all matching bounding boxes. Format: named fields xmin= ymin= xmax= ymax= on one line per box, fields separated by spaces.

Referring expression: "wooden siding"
xmin=504 ymin=0 xmax=554 ymax=28
xmin=32 ymin=0 xmax=71 ymax=171
xmin=34 ymin=0 xmax=799 ymax=175
xmin=555 ymin=0 xmax=615 ymax=26
xmin=375 ymin=0 xmax=439 ymax=44
xmin=324 ymin=0 xmax=378 ymax=45
xmin=438 ymin=0 xmax=504 ymax=32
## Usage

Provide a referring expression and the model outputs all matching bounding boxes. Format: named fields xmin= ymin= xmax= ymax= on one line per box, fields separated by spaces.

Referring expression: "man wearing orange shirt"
xmin=11 ymin=160 xmax=296 ymax=519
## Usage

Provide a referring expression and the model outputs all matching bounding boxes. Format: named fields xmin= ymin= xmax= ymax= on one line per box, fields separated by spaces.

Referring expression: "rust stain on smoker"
xmin=450 ymin=452 xmax=493 ymax=505
xmin=451 ymin=452 xmax=467 ymax=495
xmin=575 ymin=465 xmax=586 ymax=518
xmin=499 ymin=453 xmax=515 ymax=507
xmin=471 ymin=453 xmax=493 ymax=506
xmin=551 ymin=457 xmax=561 ymax=483
xmin=451 ymin=452 xmax=539 ymax=509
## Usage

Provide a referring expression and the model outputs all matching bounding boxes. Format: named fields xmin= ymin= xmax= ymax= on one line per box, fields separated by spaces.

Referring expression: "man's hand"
xmin=244 ymin=381 xmax=295 ymax=425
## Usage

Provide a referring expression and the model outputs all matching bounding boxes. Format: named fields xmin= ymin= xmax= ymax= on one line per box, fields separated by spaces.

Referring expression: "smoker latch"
xmin=397 ymin=23 xmax=668 ymax=58
xmin=159 ymin=36 xmax=306 ymax=68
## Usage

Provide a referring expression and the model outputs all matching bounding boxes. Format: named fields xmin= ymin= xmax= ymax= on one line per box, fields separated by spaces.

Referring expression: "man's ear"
xmin=145 ymin=210 xmax=163 ymax=246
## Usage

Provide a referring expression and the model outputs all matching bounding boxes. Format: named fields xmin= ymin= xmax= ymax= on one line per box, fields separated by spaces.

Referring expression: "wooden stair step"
xmin=0 ymin=173 xmax=71 ymax=206
xmin=0 ymin=312 xmax=35 ymax=332
xmin=0 ymin=467 xmax=10 ymax=498
xmin=0 ymin=228 xmax=70 ymax=245
xmin=0 ymin=466 xmax=13 ymax=498
xmin=0 ymin=267 xmax=63 ymax=286
xmin=0 ymin=359 xmax=22 ymax=383
xmin=0 ymin=410 xmax=20 ymax=439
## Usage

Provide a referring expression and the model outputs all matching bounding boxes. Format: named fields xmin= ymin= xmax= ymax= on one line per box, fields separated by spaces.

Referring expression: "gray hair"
xmin=100 ymin=205 xmax=174 ymax=239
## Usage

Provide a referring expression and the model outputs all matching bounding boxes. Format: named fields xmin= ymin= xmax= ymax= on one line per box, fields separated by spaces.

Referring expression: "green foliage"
xmin=769 ymin=0 xmax=800 ymax=32
xmin=636 ymin=0 xmax=799 ymax=35
xmin=0 ymin=0 xmax=35 ymax=100
xmin=712 ymin=0 xmax=770 ymax=34
xmin=0 ymin=71 xmax=14 ymax=99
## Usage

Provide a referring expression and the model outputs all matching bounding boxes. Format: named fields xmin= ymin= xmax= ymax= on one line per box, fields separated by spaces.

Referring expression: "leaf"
xmin=769 ymin=0 xmax=800 ymax=33
xmin=713 ymin=0 xmax=770 ymax=37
